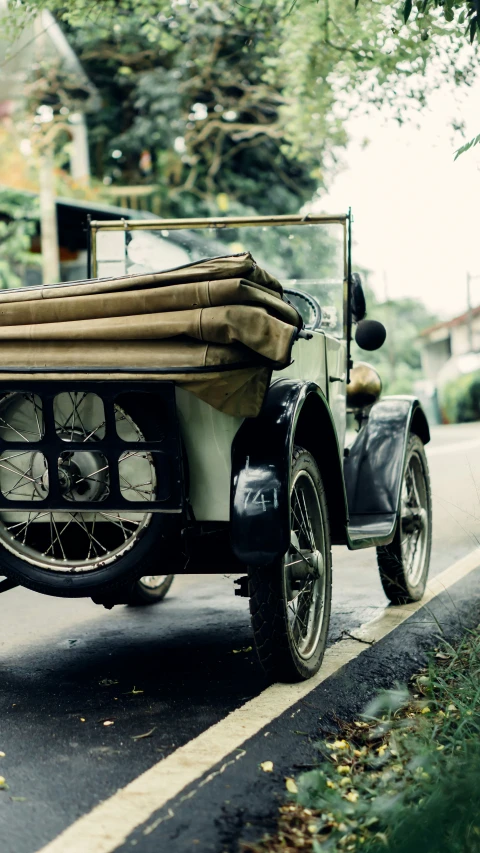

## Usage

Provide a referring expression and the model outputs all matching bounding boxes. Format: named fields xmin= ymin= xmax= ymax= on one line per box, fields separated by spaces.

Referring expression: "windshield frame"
xmin=88 ymin=211 xmax=353 ymax=372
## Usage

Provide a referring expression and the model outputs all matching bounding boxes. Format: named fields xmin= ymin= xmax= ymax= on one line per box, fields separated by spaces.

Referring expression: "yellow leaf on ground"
xmin=421 ymin=707 xmax=431 ymax=714
xmin=285 ymin=777 xmax=298 ymax=793
xmin=344 ymin=791 xmax=359 ymax=803
xmin=326 ymin=780 xmax=337 ymax=789
xmin=0 ymin=776 xmax=6 ymax=786
xmin=260 ymin=761 xmax=274 ymax=772
xmin=337 ymin=765 xmax=351 ymax=775
xmin=331 ymin=740 xmax=349 ymax=750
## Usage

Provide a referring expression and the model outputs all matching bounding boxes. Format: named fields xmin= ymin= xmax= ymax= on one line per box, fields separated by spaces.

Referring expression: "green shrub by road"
xmin=244 ymin=628 xmax=480 ymax=853
xmin=440 ymin=371 xmax=480 ymax=424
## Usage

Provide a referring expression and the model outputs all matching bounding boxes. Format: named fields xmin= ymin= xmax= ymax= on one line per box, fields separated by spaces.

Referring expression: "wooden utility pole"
xmin=466 ymin=272 xmax=473 ymax=352
xmin=38 ymin=146 xmax=60 ymax=284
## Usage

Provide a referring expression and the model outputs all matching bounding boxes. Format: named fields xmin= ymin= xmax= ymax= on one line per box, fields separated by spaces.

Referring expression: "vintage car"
xmin=0 ymin=212 xmax=431 ymax=682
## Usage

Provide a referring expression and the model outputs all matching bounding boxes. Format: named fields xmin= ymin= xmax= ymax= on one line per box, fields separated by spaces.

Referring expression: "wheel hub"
xmin=32 ymin=433 xmax=109 ymax=503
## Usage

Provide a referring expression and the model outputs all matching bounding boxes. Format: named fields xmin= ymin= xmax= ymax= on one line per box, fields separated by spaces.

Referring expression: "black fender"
xmin=344 ymin=395 xmax=430 ymax=521
xmin=230 ymin=379 xmax=349 ymax=566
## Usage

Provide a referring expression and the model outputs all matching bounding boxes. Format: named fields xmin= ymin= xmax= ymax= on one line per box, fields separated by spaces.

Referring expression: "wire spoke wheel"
xmin=377 ymin=434 xmax=432 ymax=604
xmin=0 ymin=391 xmax=171 ymax=600
xmin=249 ymin=447 xmax=332 ymax=682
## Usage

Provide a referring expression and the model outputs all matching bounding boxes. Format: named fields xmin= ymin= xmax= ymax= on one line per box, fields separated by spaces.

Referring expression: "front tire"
xmin=249 ymin=447 xmax=332 ymax=683
xmin=376 ymin=434 xmax=432 ymax=604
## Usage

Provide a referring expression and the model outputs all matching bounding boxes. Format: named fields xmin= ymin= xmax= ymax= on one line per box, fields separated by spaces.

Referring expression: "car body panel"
xmin=230 ymin=379 xmax=348 ymax=565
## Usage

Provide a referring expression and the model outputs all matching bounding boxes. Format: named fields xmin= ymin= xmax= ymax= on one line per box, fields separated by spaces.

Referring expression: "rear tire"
xmin=126 ymin=574 xmax=174 ymax=606
xmin=248 ymin=447 xmax=332 ymax=683
xmin=376 ymin=434 xmax=432 ymax=604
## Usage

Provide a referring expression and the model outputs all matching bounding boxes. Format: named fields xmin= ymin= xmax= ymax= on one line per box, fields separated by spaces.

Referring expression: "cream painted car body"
xmin=176 ymin=331 xmax=346 ymax=522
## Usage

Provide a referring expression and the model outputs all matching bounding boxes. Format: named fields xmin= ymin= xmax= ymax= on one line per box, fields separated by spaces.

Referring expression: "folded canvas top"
xmin=0 ymin=253 xmax=302 ymax=417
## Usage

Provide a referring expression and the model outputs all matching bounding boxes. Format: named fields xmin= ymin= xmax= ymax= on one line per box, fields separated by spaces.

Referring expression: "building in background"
xmin=419 ymin=306 xmax=480 ymax=423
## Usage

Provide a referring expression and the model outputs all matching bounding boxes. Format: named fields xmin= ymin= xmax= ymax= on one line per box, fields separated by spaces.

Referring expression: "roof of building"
xmin=420 ymin=305 xmax=480 ymax=338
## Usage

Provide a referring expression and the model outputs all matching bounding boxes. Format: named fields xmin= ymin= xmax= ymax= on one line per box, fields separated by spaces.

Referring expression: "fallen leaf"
xmin=103 ymin=720 xmax=114 ymax=727
xmin=326 ymin=780 xmax=337 ymax=789
xmin=337 ymin=765 xmax=351 ymax=775
xmin=327 ymin=740 xmax=348 ymax=749
xmin=131 ymin=727 xmax=156 ymax=741
xmin=307 ymin=823 xmax=317 ymax=834
xmin=10 ymin=797 xmax=27 ymax=802
xmin=0 ymin=776 xmax=7 ymax=788
xmin=260 ymin=761 xmax=274 ymax=772
xmin=0 ymin=752 xmax=5 ymax=758
xmin=435 ymin=652 xmax=450 ymax=660
xmin=285 ymin=777 xmax=298 ymax=793
xmin=421 ymin=707 xmax=431 ymax=714
xmin=344 ymin=790 xmax=359 ymax=803
xmin=447 ymin=704 xmax=457 ymax=712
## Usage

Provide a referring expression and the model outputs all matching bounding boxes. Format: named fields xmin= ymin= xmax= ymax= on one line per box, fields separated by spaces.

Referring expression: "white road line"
xmin=36 ymin=548 xmax=480 ymax=853
xmin=427 ymin=438 xmax=480 ymax=457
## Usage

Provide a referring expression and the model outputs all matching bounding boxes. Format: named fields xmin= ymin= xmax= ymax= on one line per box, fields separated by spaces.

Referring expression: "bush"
xmin=440 ymin=370 xmax=480 ymax=423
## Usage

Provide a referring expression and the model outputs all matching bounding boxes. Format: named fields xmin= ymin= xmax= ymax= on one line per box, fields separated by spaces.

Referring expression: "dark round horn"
xmin=355 ymin=319 xmax=387 ymax=352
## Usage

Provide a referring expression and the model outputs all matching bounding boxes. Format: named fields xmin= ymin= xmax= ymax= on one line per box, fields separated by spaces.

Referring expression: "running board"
xmin=346 ymin=513 xmax=397 ymax=550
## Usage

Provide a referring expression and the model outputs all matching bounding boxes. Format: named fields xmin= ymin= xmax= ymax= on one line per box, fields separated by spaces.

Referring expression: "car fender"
xmin=230 ymin=379 xmax=348 ymax=566
xmin=344 ymin=395 xmax=430 ymax=518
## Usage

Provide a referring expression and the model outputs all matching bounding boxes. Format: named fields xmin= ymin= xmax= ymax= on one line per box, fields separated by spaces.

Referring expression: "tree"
xmin=2 ymin=0 xmax=477 ymax=224
xmin=0 ymin=188 xmax=41 ymax=288
xmin=64 ymin=1 xmax=338 ymax=217
xmin=352 ymin=284 xmax=439 ymax=394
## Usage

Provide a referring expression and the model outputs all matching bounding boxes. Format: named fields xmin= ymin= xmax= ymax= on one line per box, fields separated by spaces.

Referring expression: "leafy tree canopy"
xmin=2 ymin=0 xmax=477 ymax=216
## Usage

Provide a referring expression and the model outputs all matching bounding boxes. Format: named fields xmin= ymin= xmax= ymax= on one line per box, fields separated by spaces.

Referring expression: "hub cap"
xmin=284 ymin=470 xmax=327 ymax=660
xmin=400 ymin=449 xmax=429 ymax=587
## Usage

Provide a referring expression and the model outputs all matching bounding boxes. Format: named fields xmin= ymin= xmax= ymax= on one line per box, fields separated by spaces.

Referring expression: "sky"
xmin=315 ymin=77 xmax=480 ymax=321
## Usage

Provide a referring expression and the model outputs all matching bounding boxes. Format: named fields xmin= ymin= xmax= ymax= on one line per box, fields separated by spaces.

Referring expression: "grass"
xmin=242 ymin=626 xmax=480 ymax=853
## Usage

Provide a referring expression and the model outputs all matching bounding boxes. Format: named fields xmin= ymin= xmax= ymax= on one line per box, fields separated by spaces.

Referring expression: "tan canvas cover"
xmin=0 ymin=253 xmax=301 ymax=417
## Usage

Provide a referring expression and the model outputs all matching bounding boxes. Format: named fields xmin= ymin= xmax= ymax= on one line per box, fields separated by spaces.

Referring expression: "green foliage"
xmin=3 ymin=0 xmax=476 ymax=219
xmin=247 ymin=630 xmax=480 ymax=853
xmin=0 ymin=189 xmax=41 ymax=289
xmin=440 ymin=370 xmax=480 ymax=422
xmin=352 ymin=283 xmax=438 ymax=395
xmin=64 ymin=0 xmax=339 ymax=218
xmin=454 ymin=133 xmax=480 ymax=159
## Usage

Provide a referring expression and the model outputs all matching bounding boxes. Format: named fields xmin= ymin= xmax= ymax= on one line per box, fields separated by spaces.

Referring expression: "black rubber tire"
xmin=126 ymin=574 xmax=174 ymax=606
xmin=376 ymin=434 xmax=432 ymax=605
xmin=248 ymin=447 xmax=332 ymax=683
xmin=0 ymin=393 xmax=170 ymax=599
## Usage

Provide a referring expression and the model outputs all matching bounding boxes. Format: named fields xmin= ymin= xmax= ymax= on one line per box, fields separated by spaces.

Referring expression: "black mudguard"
xmin=230 ymin=379 xmax=347 ymax=566
xmin=344 ymin=396 xmax=430 ymax=545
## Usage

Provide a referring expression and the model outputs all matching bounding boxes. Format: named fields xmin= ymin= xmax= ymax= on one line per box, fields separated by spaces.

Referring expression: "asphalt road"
xmin=1 ymin=422 xmax=480 ymax=853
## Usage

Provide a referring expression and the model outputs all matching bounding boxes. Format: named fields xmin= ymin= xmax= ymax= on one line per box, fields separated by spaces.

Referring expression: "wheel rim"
xmin=0 ymin=392 xmax=155 ymax=572
xmin=400 ymin=449 xmax=429 ymax=587
xmin=138 ymin=575 xmax=167 ymax=590
xmin=284 ymin=470 xmax=327 ymax=661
